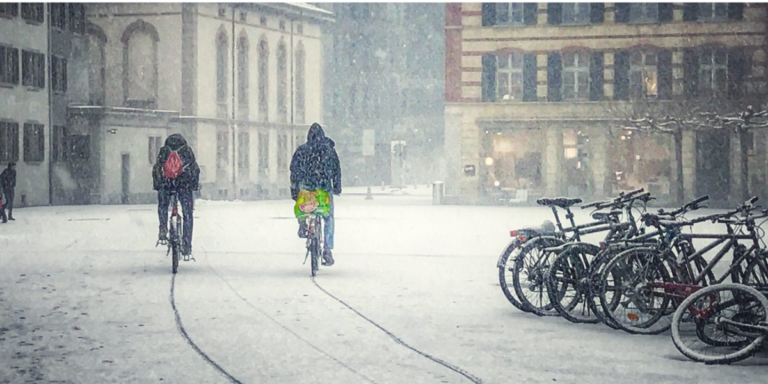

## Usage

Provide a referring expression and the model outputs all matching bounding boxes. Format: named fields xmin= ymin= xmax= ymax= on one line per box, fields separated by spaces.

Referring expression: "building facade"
xmin=0 ymin=3 xmax=51 ymax=207
xmin=445 ymin=3 xmax=768 ymax=206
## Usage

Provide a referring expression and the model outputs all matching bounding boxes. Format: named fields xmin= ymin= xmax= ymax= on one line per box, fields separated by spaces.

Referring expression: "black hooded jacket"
xmin=0 ymin=164 xmax=15 ymax=189
xmin=290 ymin=123 xmax=342 ymax=200
xmin=152 ymin=134 xmax=201 ymax=191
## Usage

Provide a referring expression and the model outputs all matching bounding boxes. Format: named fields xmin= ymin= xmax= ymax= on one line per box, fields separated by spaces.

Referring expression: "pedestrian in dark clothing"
xmin=290 ymin=123 xmax=342 ymax=266
xmin=152 ymin=134 xmax=200 ymax=256
xmin=1 ymin=162 xmax=16 ymax=221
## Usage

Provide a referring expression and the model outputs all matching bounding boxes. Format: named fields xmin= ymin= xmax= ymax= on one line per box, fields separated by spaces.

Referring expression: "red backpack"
xmin=163 ymin=148 xmax=184 ymax=179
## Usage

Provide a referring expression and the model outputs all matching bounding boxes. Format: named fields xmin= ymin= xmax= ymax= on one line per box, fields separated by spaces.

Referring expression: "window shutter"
xmin=590 ymin=3 xmax=604 ymax=24
xmin=523 ymin=54 xmax=538 ymax=102
xmin=12 ymin=123 xmax=19 ymax=162
xmin=481 ymin=54 xmax=497 ymax=102
xmin=658 ymin=50 xmax=672 ymax=100
xmin=62 ymin=58 xmax=67 ymax=93
xmin=658 ymin=3 xmax=673 ymax=22
xmin=481 ymin=3 xmax=497 ymax=26
xmin=51 ymin=56 xmax=57 ymax=90
xmin=589 ymin=52 xmax=604 ymax=101
xmin=683 ymin=48 xmax=699 ymax=97
xmin=683 ymin=3 xmax=699 ymax=21
xmin=524 ymin=3 xmax=538 ymax=25
xmin=37 ymin=54 xmax=45 ymax=88
xmin=547 ymin=3 xmax=562 ymax=25
xmin=613 ymin=51 xmax=629 ymax=101
xmin=10 ymin=48 xmax=19 ymax=85
xmin=10 ymin=3 xmax=17 ymax=17
xmin=547 ymin=53 xmax=562 ymax=102
xmin=614 ymin=3 xmax=630 ymax=23
xmin=728 ymin=3 xmax=744 ymax=21
xmin=727 ymin=48 xmax=747 ymax=98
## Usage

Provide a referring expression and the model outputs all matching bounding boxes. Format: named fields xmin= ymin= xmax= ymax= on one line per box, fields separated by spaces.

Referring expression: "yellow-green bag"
xmin=294 ymin=189 xmax=331 ymax=219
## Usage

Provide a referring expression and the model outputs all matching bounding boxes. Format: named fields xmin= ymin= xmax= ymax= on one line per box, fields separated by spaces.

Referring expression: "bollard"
xmin=366 ymin=186 xmax=373 ymax=200
xmin=432 ymin=181 xmax=444 ymax=205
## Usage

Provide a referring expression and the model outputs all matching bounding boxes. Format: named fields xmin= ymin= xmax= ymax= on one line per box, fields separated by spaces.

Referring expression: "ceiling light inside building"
xmin=485 ymin=157 xmax=494 ymax=166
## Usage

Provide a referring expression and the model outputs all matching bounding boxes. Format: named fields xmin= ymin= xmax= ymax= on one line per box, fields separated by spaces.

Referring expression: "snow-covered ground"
xmin=1 ymin=195 xmax=766 ymax=384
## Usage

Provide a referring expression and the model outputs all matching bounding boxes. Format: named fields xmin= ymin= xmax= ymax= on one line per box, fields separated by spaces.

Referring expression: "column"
xmin=544 ymin=127 xmax=563 ymax=196
xmin=681 ymin=130 xmax=697 ymax=202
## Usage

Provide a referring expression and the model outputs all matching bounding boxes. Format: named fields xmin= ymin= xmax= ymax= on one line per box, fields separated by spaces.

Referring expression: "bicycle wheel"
xmin=310 ymin=236 xmax=319 ymax=277
xmin=547 ymin=244 xmax=601 ymax=324
xmin=586 ymin=250 xmax=622 ymax=329
xmin=671 ymin=283 xmax=768 ymax=364
xmin=512 ymin=236 xmax=565 ymax=317
xmin=498 ymin=241 xmax=532 ymax=313
xmin=599 ymin=247 xmax=674 ymax=334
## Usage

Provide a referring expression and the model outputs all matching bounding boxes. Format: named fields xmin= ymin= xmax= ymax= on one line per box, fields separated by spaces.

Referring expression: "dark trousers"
xmin=3 ymin=188 xmax=13 ymax=218
xmin=158 ymin=189 xmax=194 ymax=253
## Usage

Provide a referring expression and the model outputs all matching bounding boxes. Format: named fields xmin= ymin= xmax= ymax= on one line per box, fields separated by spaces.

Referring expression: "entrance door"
xmin=696 ymin=131 xmax=730 ymax=203
xmin=121 ymin=154 xmax=130 ymax=204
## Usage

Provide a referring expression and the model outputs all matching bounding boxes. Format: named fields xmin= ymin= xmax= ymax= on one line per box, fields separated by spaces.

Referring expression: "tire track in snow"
xmin=170 ymin=273 xmax=244 ymax=384
xmin=311 ymin=277 xmax=484 ymax=384
xmin=201 ymin=247 xmax=378 ymax=384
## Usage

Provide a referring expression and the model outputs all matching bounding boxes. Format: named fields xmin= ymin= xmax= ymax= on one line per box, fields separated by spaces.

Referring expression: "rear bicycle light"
xmin=172 ymin=206 xmax=178 ymax=217
xmin=510 ymin=230 xmax=527 ymax=242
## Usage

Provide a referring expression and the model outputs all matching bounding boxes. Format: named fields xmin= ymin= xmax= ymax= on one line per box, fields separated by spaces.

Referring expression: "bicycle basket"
xmin=294 ymin=189 xmax=331 ymax=218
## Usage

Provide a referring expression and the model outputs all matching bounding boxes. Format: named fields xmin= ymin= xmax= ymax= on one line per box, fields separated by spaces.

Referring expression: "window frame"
xmin=21 ymin=3 xmax=44 ymax=24
xmin=295 ymin=44 xmax=306 ymax=124
xmin=0 ymin=121 xmax=19 ymax=163
xmin=628 ymin=3 xmax=659 ymax=24
xmin=51 ymin=55 xmax=67 ymax=94
xmin=237 ymin=132 xmax=250 ymax=170
xmin=258 ymin=39 xmax=269 ymax=122
xmin=0 ymin=3 xmax=19 ymax=19
xmin=237 ymin=35 xmax=249 ymax=116
xmin=629 ymin=51 xmax=659 ymax=99
xmin=698 ymin=3 xmax=728 ymax=21
xmin=562 ymin=51 xmax=590 ymax=101
xmin=22 ymin=50 xmax=45 ymax=89
xmin=496 ymin=3 xmax=525 ymax=25
xmin=496 ymin=52 xmax=525 ymax=102
xmin=277 ymin=41 xmax=288 ymax=123
xmin=698 ymin=48 xmax=729 ymax=95
xmin=53 ymin=125 xmax=68 ymax=162
xmin=562 ymin=3 xmax=591 ymax=25
xmin=23 ymin=122 xmax=45 ymax=163
xmin=51 ymin=3 xmax=66 ymax=30
xmin=0 ymin=45 xmax=20 ymax=86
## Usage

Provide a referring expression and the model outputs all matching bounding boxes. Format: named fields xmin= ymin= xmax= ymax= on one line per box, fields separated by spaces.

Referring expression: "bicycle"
xmin=295 ymin=189 xmax=331 ymax=277
xmin=671 ymin=282 xmax=768 ymax=364
xmin=156 ymin=187 xmax=195 ymax=274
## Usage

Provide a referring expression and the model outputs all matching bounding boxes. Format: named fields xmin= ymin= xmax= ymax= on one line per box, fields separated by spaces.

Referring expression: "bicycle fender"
xmin=496 ymin=239 xmax=520 ymax=268
xmin=548 ymin=242 xmax=601 ymax=255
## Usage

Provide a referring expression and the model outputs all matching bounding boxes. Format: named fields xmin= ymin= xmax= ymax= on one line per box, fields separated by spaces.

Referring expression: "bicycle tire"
xmin=599 ymin=247 xmax=674 ymax=335
xmin=512 ymin=236 xmax=565 ymax=317
xmin=310 ymin=237 xmax=319 ymax=277
xmin=547 ymin=244 xmax=601 ymax=324
xmin=170 ymin=225 xmax=179 ymax=274
xmin=586 ymin=250 xmax=621 ymax=329
xmin=498 ymin=241 xmax=532 ymax=313
xmin=671 ymin=283 xmax=768 ymax=364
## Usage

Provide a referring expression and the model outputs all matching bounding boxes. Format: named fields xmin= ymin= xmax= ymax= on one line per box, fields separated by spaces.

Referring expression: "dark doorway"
xmin=69 ymin=135 xmax=92 ymax=205
xmin=696 ymin=131 xmax=730 ymax=203
xmin=121 ymin=154 xmax=130 ymax=204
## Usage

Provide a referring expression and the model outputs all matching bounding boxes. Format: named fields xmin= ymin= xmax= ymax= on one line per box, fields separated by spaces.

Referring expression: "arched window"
xmin=258 ymin=37 xmax=269 ymax=121
xmin=87 ymin=23 xmax=107 ymax=105
xmin=277 ymin=39 xmax=287 ymax=122
xmin=295 ymin=43 xmax=306 ymax=124
xmin=216 ymin=27 xmax=228 ymax=116
xmin=237 ymin=33 xmax=249 ymax=117
xmin=121 ymin=20 xmax=159 ymax=108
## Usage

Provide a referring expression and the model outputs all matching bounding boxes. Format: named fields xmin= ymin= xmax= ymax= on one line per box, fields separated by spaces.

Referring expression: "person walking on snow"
xmin=290 ymin=123 xmax=342 ymax=266
xmin=1 ymin=162 xmax=16 ymax=222
xmin=152 ymin=134 xmax=200 ymax=257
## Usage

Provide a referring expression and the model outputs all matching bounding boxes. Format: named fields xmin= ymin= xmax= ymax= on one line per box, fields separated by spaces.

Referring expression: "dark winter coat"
xmin=152 ymin=134 xmax=201 ymax=191
xmin=0 ymin=166 xmax=15 ymax=189
xmin=290 ymin=123 xmax=342 ymax=200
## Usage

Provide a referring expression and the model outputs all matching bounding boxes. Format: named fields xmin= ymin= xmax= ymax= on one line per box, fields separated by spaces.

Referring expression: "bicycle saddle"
xmin=536 ymin=197 xmax=583 ymax=209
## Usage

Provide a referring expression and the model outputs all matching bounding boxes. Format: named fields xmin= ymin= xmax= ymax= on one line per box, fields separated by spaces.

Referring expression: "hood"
xmin=307 ymin=123 xmax=335 ymax=148
xmin=165 ymin=133 xmax=187 ymax=150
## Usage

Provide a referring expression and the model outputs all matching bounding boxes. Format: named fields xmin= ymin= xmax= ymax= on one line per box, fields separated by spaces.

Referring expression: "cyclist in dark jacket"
xmin=290 ymin=123 xmax=342 ymax=266
xmin=153 ymin=134 xmax=200 ymax=256
xmin=1 ymin=162 xmax=16 ymax=222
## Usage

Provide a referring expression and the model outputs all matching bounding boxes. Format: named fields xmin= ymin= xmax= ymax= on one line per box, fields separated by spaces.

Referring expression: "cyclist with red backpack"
xmin=152 ymin=134 xmax=200 ymax=257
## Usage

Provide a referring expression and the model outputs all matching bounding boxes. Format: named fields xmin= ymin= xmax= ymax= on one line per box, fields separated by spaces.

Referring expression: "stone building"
xmin=0 ymin=3 xmax=52 ymax=207
xmin=445 ymin=3 xmax=768 ymax=206
xmin=70 ymin=3 xmax=332 ymax=204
